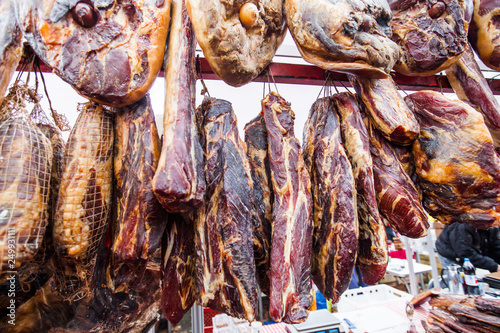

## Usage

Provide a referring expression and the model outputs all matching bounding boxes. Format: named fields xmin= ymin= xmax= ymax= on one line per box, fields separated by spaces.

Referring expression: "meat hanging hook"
xmin=37 ymin=60 xmax=70 ymax=131
xmin=196 ymin=55 xmax=211 ymax=98
xmin=488 ymin=73 xmax=500 ymax=86
xmin=316 ymin=71 xmax=330 ymax=100
xmin=437 ymin=73 xmax=444 ymax=95
xmin=268 ymin=67 xmax=279 ymax=95
xmin=338 ymin=79 xmax=351 ymax=94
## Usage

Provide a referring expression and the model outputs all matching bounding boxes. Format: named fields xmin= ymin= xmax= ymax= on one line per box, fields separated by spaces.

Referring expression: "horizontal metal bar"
xmin=17 ymin=57 xmax=500 ymax=94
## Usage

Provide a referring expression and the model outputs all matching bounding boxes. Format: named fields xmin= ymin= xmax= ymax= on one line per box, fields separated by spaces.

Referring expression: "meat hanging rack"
xmin=20 ymin=56 xmax=500 ymax=95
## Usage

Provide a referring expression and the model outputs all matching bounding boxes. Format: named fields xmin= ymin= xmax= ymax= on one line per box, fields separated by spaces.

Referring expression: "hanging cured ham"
xmin=195 ymin=97 xmax=258 ymax=321
xmin=186 ymin=0 xmax=286 ymax=86
xmin=367 ymin=118 xmax=429 ymax=238
xmin=335 ymin=93 xmax=388 ymax=285
xmin=161 ymin=214 xmax=197 ymax=326
xmin=284 ymin=0 xmax=400 ymax=78
xmin=349 ymin=75 xmax=420 ymax=146
xmin=244 ymin=114 xmax=273 ymax=295
xmin=389 ymin=0 xmax=471 ymax=76
xmin=153 ymin=0 xmax=205 ymax=213
xmin=263 ymin=92 xmax=313 ymax=323
xmin=406 ymin=91 xmax=500 ymax=229
xmin=469 ymin=0 xmax=500 ymax=70
xmin=303 ymin=96 xmax=358 ymax=302
xmin=0 ymin=0 xmax=22 ymax=103
xmin=52 ymin=102 xmax=113 ymax=295
xmin=109 ymin=95 xmax=167 ymax=290
xmin=0 ymin=87 xmax=52 ymax=282
xmin=446 ymin=45 xmax=500 ymax=154
xmin=15 ymin=0 xmax=172 ymax=106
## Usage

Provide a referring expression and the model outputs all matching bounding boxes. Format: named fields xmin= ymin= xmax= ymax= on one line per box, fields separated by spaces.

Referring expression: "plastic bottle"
xmin=462 ymin=258 xmax=480 ymax=295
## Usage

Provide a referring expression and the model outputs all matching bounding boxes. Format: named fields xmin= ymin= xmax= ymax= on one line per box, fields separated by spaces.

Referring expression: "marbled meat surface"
xmin=263 ymin=92 xmax=313 ymax=323
xmin=110 ymin=94 xmax=167 ymax=291
xmin=335 ymin=92 xmax=388 ymax=285
xmin=406 ymin=91 xmax=500 ymax=229
xmin=303 ymin=96 xmax=358 ymax=302
xmin=244 ymin=114 xmax=273 ymax=295
xmin=367 ymin=117 xmax=429 ymax=238
xmin=195 ymin=97 xmax=258 ymax=321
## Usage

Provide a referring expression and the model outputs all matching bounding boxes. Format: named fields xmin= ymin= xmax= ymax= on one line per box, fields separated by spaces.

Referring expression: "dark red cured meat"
xmin=195 ymin=97 xmax=258 ymax=321
xmin=161 ymin=214 xmax=197 ymax=326
xmin=16 ymin=0 xmax=172 ymax=106
xmin=389 ymin=0 xmax=470 ymax=76
xmin=263 ymin=92 xmax=313 ymax=324
xmin=153 ymin=0 xmax=205 ymax=213
xmin=406 ymin=91 xmax=500 ymax=229
xmin=446 ymin=45 xmax=500 ymax=154
xmin=349 ymin=74 xmax=420 ymax=146
xmin=244 ymin=114 xmax=273 ymax=295
xmin=303 ymin=96 xmax=358 ymax=301
xmin=367 ymin=117 xmax=429 ymax=238
xmin=469 ymin=0 xmax=500 ymax=70
xmin=335 ymin=92 xmax=389 ymax=285
xmin=110 ymin=94 xmax=167 ymax=290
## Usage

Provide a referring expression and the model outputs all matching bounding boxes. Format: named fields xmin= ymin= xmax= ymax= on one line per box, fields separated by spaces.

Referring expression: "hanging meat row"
xmin=2 ymin=0 xmax=500 ymax=331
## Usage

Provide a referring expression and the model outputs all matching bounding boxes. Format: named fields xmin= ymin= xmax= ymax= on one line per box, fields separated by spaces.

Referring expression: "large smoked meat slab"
xmin=153 ymin=0 xmax=205 ymax=213
xmin=406 ymin=91 xmax=500 ymax=229
xmin=53 ymin=102 xmax=113 ymax=289
xmin=110 ymin=94 xmax=166 ymax=290
xmin=303 ymin=96 xmax=358 ymax=302
xmin=367 ymin=118 xmax=429 ymax=238
xmin=161 ymin=214 xmax=197 ymax=326
xmin=196 ymin=97 xmax=258 ymax=321
xmin=469 ymin=0 xmax=500 ymax=70
xmin=263 ymin=92 xmax=313 ymax=323
xmin=446 ymin=45 xmax=500 ymax=154
xmin=0 ymin=0 xmax=22 ymax=104
xmin=186 ymin=0 xmax=286 ymax=86
xmin=349 ymin=75 xmax=419 ymax=146
xmin=389 ymin=0 xmax=471 ymax=76
xmin=284 ymin=0 xmax=399 ymax=79
xmin=335 ymin=93 xmax=388 ymax=285
xmin=16 ymin=0 xmax=172 ymax=106
xmin=244 ymin=114 xmax=273 ymax=295
xmin=0 ymin=94 xmax=52 ymax=281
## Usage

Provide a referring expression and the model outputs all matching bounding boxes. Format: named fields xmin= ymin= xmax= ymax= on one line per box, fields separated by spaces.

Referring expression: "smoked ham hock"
xmin=389 ymin=0 xmax=471 ymax=76
xmin=15 ymin=0 xmax=172 ymax=106
xmin=446 ymin=45 xmax=500 ymax=154
xmin=406 ymin=91 xmax=500 ymax=229
xmin=153 ymin=0 xmax=206 ymax=213
xmin=349 ymin=74 xmax=420 ymax=146
xmin=186 ymin=0 xmax=286 ymax=86
xmin=284 ymin=0 xmax=400 ymax=78
xmin=469 ymin=0 xmax=500 ymax=70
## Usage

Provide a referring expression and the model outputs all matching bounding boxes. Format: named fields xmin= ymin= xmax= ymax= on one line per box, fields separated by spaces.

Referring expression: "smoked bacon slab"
xmin=195 ymin=97 xmax=258 ymax=321
xmin=263 ymin=92 xmax=313 ymax=323
xmin=335 ymin=93 xmax=388 ymax=285
xmin=303 ymin=96 xmax=358 ymax=302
